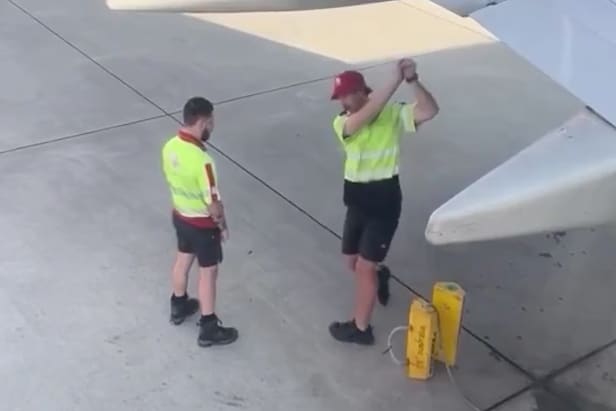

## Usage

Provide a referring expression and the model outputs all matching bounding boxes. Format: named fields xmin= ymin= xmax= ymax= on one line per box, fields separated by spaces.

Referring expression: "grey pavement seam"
xmin=0 ymin=68 xmax=380 ymax=155
xmin=540 ymin=337 xmax=616 ymax=387
xmin=483 ymin=332 xmax=616 ymax=409
xmin=0 ymin=114 xmax=168 ymax=156
xmin=13 ymin=2 xmax=612 ymax=410
xmin=8 ymin=0 xmax=388 ymax=154
xmin=484 ymin=384 xmax=535 ymax=411
xmin=7 ymin=0 xmax=175 ymax=117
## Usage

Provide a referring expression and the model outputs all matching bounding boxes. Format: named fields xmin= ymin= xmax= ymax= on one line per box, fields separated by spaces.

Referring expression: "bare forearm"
xmin=413 ymin=81 xmax=437 ymax=110
xmin=215 ymin=215 xmax=228 ymax=231
xmin=209 ymin=200 xmax=227 ymax=229
xmin=410 ymin=79 xmax=439 ymax=123
xmin=370 ymin=75 xmax=404 ymax=111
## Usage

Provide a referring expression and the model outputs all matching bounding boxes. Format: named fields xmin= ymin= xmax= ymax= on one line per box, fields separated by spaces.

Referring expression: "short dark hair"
xmin=183 ymin=97 xmax=214 ymax=126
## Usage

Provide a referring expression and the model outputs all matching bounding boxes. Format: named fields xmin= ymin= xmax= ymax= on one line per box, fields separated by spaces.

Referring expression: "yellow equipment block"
xmin=406 ymin=298 xmax=438 ymax=380
xmin=432 ymin=282 xmax=465 ymax=367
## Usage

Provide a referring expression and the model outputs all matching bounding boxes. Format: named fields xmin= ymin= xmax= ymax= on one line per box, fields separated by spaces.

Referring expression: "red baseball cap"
xmin=331 ymin=70 xmax=372 ymax=100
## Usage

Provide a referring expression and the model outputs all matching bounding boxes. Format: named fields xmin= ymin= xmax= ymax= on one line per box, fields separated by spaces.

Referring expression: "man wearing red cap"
xmin=329 ymin=59 xmax=439 ymax=345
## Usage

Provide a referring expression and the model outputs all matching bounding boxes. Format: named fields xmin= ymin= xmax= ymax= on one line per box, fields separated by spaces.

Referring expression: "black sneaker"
xmin=329 ymin=320 xmax=375 ymax=346
xmin=377 ymin=265 xmax=391 ymax=306
xmin=198 ymin=315 xmax=239 ymax=347
xmin=170 ymin=295 xmax=199 ymax=325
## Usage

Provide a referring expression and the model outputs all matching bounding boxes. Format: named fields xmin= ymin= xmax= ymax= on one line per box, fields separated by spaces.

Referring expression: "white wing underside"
xmin=106 ymin=0 xmax=616 ymax=244
xmin=426 ymin=108 xmax=616 ymax=244
xmin=105 ymin=0 xmax=391 ymax=12
xmin=425 ymin=0 xmax=616 ymax=244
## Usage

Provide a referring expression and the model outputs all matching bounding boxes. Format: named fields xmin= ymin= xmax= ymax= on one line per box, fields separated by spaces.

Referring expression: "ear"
xmin=195 ymin=117 xmax=207 ymax=129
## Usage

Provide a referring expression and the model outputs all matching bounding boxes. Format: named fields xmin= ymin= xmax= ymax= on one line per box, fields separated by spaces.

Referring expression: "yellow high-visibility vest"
xmin=161 ymin=133 xmax=220 ymax=220
xmin=332 ymin=102 xmax=416 ymax=182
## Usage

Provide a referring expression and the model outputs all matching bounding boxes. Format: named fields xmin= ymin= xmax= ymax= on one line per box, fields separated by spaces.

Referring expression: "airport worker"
xmin=161 ymin=96 xmax=238 ymax=347
xmin=329 ymin=58 xmax=439 ymax=345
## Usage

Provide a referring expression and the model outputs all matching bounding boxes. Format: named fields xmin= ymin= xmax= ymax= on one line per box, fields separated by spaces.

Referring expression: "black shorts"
xmin=172 ymin=214 xmax=222 ymax=268
xmin=342 ymin=206 xmax=399 ymax=263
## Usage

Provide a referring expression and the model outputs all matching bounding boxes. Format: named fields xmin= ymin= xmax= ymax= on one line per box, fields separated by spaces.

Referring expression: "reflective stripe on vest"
xmin=169 ymin=185 xmax=203 ymax=201
xmin=345 ymin=164 xmax=400 ymax=182
xmin=173 ymin=207 xmax=210 ymax=218
xmin=344 ymin=147 xmax=399 ymax=161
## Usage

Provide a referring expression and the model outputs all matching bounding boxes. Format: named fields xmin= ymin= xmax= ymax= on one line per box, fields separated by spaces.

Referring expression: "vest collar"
xmin=178 ymin=129 xmax=205 ymax=150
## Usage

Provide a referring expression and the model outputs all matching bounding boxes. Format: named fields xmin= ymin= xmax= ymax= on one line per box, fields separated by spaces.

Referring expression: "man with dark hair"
xmin=329 ymin=59 xmax=439 ymax=345
xmin=161 ymin=96 xmax=238 ymax=347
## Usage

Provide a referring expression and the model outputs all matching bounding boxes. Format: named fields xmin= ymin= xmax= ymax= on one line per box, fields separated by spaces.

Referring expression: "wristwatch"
xmin=405 ymin=73 xmax=419 ymax=84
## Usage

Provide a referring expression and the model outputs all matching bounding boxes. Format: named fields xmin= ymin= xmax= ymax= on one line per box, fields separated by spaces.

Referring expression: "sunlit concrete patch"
xmin=0 ymin=1 xmax=158 ymax=151
xmin=0 ymin=117 xmax=529 ymax=411
xmin=188 ymin=0 xmax=494 ymax=65
xmin=400 ymin=0 xmax=496 ymax=37
xmin=547 ymin=345 xmax=616 ymax=411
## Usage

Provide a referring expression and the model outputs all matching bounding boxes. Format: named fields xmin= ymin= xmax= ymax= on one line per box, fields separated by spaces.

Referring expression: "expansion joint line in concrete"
xmin=485 ymin=338 xmax=616 ymax=410
xmin=6 ymin=0 xmax=385 ymax=155
xmin=0 ymin=114 xmax=169 ymax=156
xmin=11 ymin=2 xmax=616 ymax=410
xmin=7 ymin=0 xmax=175 ymax=119
xmin=538 ymin=337 xmax=616 ymax=389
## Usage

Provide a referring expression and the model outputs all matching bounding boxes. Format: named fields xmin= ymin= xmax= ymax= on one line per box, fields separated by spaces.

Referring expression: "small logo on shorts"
xmin=380 ymin=243 xmax=387 ymax=249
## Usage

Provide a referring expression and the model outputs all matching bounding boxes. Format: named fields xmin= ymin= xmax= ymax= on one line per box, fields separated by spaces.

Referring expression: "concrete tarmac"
xmin=1 ymin=1 xmax=614 ymax=410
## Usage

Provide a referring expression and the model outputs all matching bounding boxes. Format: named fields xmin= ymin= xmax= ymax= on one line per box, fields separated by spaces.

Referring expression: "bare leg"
xmin=170 ymin=252 xmax=199 ymax=325
xmin=197 ymin=263 xmax=238 ymax=346
xmin=344 ymin=254 xmax=358 ymax=273
xmin=172 ymin=252 xmax=195 ymax=297
xmin=353 ymin=257 xmax=378 ymax=331
xmin=198 ymin=265 xmax=218 ymax=316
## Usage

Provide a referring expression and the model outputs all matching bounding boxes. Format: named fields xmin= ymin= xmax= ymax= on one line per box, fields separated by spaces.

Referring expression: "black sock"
xmin=172 ymin=293 xmax=187 ymax=301
xmin=353 ymin=319 xmax=368 ymax=332
xmin=201 ymin=313 xmax=217 ymax=323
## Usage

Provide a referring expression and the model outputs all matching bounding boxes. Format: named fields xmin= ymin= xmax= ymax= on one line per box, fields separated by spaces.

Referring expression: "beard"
xmin=200 ymin=129 xmax=211 ymax=142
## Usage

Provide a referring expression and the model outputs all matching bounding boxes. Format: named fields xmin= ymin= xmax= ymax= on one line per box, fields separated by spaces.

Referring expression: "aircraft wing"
xmin=424 ymin=0 xmax=616 ymax=244
xmin=470 ymin=0 xmax=616 ymax=127
xmin=105 ymin=0 xmax=391 ymax=12
xmin=106 ymin=0 xmax=616 ymax=245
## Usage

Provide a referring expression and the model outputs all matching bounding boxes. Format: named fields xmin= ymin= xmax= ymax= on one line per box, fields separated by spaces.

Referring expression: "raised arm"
xmin=402 ymin=59 xmax=439 ymax=127
xmin=343 ymin=62 xmax=405 ymax=136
